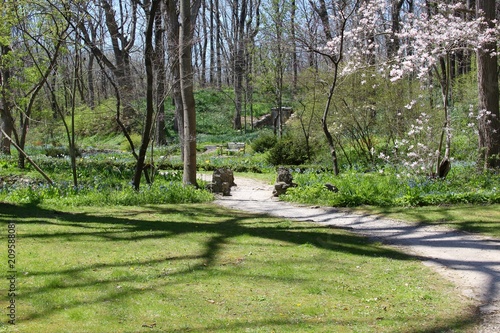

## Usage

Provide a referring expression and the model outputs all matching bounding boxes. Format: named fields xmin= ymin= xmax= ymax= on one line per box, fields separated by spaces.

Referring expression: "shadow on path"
xmin=215 ymin=176 xmax=500 ymax=331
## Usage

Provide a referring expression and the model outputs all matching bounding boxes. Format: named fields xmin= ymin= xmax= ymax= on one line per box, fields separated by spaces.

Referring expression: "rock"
xmin=276 ymin=167 xmax=294 ymax=184
xmin=273 ymin=182 xmax=291 ymax=197
xmin=324 ymin=183 xmax=339 ymax=193
xmin=272 ymin=167 xmax=297 ymax=197
xmin=208 ymin=168 xmax=236 ymax=196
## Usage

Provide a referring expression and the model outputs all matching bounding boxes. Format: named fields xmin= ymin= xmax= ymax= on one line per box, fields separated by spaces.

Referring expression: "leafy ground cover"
xmin=0 ymin=153 xmax=213 ymax=206
xmin=0 ymin=203 xmax=476 ymax=333
xmin=282 ymin=166 xmax=500 ymax=207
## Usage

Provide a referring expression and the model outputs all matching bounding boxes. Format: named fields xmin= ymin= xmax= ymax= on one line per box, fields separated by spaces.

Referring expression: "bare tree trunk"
xmin=179 ymin=0 xmax=198 ymax=186
xmin=200 ymin=0 xmax=208 ymax=87
xmin=233 ymin=0 xmax=247 ymax=130
xmin=322 ymin=74 xmax=340 ymax=176
xmin=309 ymin=0 xmax=332 ymax=40
xmin=0 ymin=44 xmax=14 ymax=155
xmin=133 ymin=0 xmax=161 ymax=190
xmin=476 ymin=0 xmax=500 ymax=169
xmin=291 ymin=0 xmax=298 ymax=93
xmin=388 ymin=0 xmax=405 ymax=58
xmin=215 ymin=0 xmax=222 ymax=89
xmin=312 ymin=2 xmax=359 ymax=174
xmin=155 ymin=4 xmax=167 ymax=146
xmin=433 ymin=54 xmax=452 ymax=178
xmin=209 ymin=0 xmax=216 ymax=85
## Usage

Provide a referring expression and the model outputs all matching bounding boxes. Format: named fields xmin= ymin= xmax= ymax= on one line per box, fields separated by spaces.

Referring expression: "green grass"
xmin=0 ymin=203 xmax=477 ymax=332
xmin=353 ymin=204 xmax=500 ymax=238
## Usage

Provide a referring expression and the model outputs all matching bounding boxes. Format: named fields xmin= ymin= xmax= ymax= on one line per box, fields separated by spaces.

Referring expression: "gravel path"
xmin=214 ymin=176 xmax=500 ymax=333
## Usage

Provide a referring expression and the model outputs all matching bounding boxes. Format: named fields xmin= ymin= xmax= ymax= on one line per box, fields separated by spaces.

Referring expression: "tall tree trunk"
xmin=0 ymin=45 xmax=14 ymax=155
xmin=155 ymin=4 xmax=167 ymax=146
xmin=87 ymin=52 xmax=96 ymax=109
xmin=215 ymin=0 xmax=222 ymax=89
xmin=388 ymin=0 xmax=405 ymax=58
xmin=179 ymin=0 xmax=198 ymax=186
xmin=309 ymin=0 xmax=332 ymax=40
xmin=291 ymin=0 xmax=298 ymax=93
xmin=209 ymin=0 xmax=216 ymax=85
xmin=133 ymin=0 xmax=160 ymax=190
xmin=233 ymin=0 xmax=247 ymax=130
xmin=165 ymin=0 xmax=185 ymax=149
xmin=200 ymin=0 xmax=208 ymax=87
xmin=476 ymin=0 xmax=500 ymax=169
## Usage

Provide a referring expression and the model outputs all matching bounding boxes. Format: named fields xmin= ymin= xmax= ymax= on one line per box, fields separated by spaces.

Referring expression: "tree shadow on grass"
xmin=0 ymin=202 xmax=480 ymax=332
xmin=376 ymin=205 xmax=500 ymax=237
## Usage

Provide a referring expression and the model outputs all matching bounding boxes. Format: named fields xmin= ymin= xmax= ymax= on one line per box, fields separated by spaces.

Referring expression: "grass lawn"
xmin=355 ymin=204 xmax=500 ymax=238
xmin=1 ymin=202 xmax=477 ymax=333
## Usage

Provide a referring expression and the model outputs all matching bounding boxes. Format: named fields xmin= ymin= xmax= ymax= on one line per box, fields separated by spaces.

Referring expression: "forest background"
xmin=0 ymin=0 xmax=499 ymax=208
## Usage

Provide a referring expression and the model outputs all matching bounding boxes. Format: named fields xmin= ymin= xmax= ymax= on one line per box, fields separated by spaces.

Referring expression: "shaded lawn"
xmin=0 ymin=202 xmax=477 ymax=333
xmin=355 ymin=204 xmax=500 ymax=238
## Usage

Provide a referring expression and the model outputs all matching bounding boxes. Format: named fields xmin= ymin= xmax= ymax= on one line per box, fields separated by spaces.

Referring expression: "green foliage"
xmin=195 ymin=89 xmax=234 ymax=134
xmin=119 ymin=133 xmax=142 ymax=152
xmin=0 ymin=176 xmax=213 ymax=207
xmin=251 ymin=130 xmax=277 ymax=153
xmin=166 ymin=152 xmax=273 ymax=174
xmin=43 ymin=145 xmax=82 ymax=158
xmin=0 ymin=152 xmax=213 ymax=206
xmin=267 ymin=133 xmax=311 ymax=166
xmin=282 ymin=165 xmax=500 ymax=207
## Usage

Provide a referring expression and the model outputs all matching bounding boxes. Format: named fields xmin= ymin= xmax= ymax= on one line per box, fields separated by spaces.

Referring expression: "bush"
xmin=120 ymin=133 xmax=142 ymax=152
xmin=267 ymin=134 xmax=310 ymax=166
xmin=251 ymin=131 xmax=277 ymax=153
xmin=43 ymin=145 xmax=82 ymax=158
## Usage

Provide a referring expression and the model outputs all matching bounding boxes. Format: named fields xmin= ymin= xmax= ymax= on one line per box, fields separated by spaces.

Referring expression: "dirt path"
xmin=214 ymin=176 xmax=500 ymax=333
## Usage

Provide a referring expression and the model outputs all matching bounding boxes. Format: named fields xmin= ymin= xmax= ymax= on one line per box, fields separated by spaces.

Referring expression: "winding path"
xmin=214 ymin=176 xmax=500 ymax=333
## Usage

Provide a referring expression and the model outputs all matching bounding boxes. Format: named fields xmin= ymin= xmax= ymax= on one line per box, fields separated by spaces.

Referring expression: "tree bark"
xmin=133 ymin=0 xmax=161 ymax=190
xmin=165 ymin=0 xmax=185 ymax=161
xmin=233 ymin=0 xmax=247 ymax=130
xmin=476 ymin=0 xmax=500 ymax=169
xmin=309 ymin=0 xmax=332 ymax=40
xmin=388 ymin=0 xmax=405 ymax=58
xmin=0 ymin=45 xmax=14 ymax=155
xmin=179 ymin=0 xmax=199 ymax=186
xmin=154 ymin=4 xmax=167 ymax=146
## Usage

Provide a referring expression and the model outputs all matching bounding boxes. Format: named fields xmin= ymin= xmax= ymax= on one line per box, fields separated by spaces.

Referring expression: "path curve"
xmin=214 ymin=176 xmax=500 ymax=333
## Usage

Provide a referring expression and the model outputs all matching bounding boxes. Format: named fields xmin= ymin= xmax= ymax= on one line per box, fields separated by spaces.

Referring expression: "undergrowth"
xmin=281 ymin=165 xmax=500 ymax=207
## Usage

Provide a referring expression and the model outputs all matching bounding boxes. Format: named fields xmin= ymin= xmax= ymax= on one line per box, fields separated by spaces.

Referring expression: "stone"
xmin=276 ymin=167 xmax=294 ymax=184
xmin=324 ymin=183 xmax=339 ymax=193
xmin=273 ymin=181 xmax=291 ymax=197
xmin=273 ymin=167 xmax=297 ymax=197
xmin=208 ymin=168 xmax=236 ymax=196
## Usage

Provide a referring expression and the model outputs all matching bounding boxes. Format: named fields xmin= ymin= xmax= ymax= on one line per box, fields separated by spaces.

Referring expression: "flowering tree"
xmin=388 ymin=2 xmax=499 ymax=176
xmin=319 ymin=0 xmax=499 ymax=176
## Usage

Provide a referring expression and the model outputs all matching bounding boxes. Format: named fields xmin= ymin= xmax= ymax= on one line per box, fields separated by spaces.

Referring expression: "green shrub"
xmin=267 ymin=134 xmax=310 ymax=166
xmin=43 ymin=145 xmax=82 ymax=158
xmin=251 ymin=131 xmax=277 ymax=153
xmin=120 ymin=133 xmax=142 ymax=152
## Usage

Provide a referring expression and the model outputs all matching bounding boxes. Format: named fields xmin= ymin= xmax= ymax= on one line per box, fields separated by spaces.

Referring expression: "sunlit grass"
xmin=354 ymin=204 xmax=500 ymax=238
xmin=0 ymin=203 xmax=477 ymax=332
